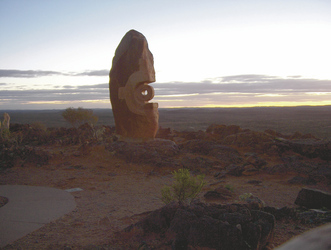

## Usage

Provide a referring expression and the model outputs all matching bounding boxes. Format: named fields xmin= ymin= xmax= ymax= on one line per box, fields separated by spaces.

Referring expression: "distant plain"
xmin=1 ymin=106 xmax=330 ymax=139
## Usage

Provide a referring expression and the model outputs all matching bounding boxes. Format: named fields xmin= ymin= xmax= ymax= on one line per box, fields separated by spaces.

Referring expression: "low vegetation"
xmin=62 ymin=107 xmax=98 ymax=128
xmin=0 ymin=111 xmax=111 ymax=170
xmin=161 ymin=168 xmax=206 ymax=204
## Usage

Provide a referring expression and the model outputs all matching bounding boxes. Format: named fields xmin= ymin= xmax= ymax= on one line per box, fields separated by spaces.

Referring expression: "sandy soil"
xmin=0 ymin=144 xmax=329 ymax=249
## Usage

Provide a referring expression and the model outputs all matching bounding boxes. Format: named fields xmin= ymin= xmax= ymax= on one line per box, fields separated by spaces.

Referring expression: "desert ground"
xmin=0 ymin=106 xmax=330 ymax=249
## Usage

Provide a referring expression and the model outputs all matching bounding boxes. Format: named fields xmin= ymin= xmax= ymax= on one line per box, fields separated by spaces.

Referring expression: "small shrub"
xmin=62 ymin=107 xmax=98 ymax=128
xmin=161 ymin=168 xmax=206 ymax=205
xmin=31 ymin=121 xmax=47 ymax=131
xmin=239 ymin=193 xmax=253 ymax=201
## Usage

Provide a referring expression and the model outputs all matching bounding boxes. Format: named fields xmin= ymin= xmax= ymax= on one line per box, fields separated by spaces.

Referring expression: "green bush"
xmin=161 ymin=168 xmax=206 ymax=205
xmin=239 ymin=193 xmax=253 ymax=201
xmin=62 ymin=107 xmax=98 ymax=127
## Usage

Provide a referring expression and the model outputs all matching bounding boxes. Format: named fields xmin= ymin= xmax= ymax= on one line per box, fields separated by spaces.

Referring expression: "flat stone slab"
xmin=0 ymin=185 xmax=76 ymax=248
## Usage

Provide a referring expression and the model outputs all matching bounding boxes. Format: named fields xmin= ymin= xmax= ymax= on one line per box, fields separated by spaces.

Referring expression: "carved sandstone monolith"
xmin=109 ymin=30 xmax=158 ymax=139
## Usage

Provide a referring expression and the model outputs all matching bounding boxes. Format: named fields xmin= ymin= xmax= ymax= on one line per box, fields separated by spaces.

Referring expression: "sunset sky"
xmin=1 ymin=0 xmax=331 ymax=109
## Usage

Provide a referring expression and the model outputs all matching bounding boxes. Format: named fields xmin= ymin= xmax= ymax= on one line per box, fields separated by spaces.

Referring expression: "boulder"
xmin=275 ymin=138 xmax=331 ymax=161
xmin=295 ymin=188 xmax=331 ymax=209
xmin=204 ymin=186 xmax=234 ymax=200
xmin=226 ymin=164 xmax=245 ymax=176
xmin=264 ymin=206 xmax=297 ymax=221
xmin=245 ymin=153 xmax=267 ymax=169
xmin=109 ymin=29 xmax=158 ymax=139
xmin=128 ymin=201 xmax=275 ymax=249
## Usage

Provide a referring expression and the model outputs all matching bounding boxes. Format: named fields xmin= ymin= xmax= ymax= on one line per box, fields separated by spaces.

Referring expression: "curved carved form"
xmin=109 ymin=30 xmax=159 ymax=139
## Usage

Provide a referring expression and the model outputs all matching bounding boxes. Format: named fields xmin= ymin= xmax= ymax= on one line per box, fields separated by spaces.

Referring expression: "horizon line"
xmin=1 ymin=104 xmax=331 ymax=111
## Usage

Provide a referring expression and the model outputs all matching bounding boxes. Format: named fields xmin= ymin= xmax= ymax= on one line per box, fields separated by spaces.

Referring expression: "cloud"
xmin=0 ymin=69 xmax=65 ymax=78
xmin=0 ymin=69 xmax=109 ymax=78
xmin=77 ymin=83 xmax=108 ymax=89
xmin=1 ymin=74 xmax=331 ymax=109
xmin=0 ymin=84 xmax=109 ymax=104
xmin=74 ymin=70 xmax=109 ymax=77
xmin=153 ymin=75 xmax=331 ymax=96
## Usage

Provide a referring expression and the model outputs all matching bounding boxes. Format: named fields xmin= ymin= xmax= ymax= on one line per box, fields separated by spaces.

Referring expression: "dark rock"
xmin=266 ymin=164 xmax=289 ymax=174
xmin=264 ymin=206 xmax=297 ymax=221
xmin=180 ymin=139 xmax=242 ymax=164
xmin=144 ymin=139 xmax=179 ymax=157
xmin=242 ymin=165 xmax=260 ymax=176
xmin=168 ymin=208 xmax=198 ymax=245
xmin=214 ymin=170 xmax=227 ymax=179
xmin=156 ymin=127 xmax=174 ymax=140
xmin=189 ymin=217 xmax=245 ymax=250
xmin=275 ymin=138 xmax=331 ymax=160
xmin=128 ymin=202 xmax=275 ymax=249
xmin=133 ymin=202 xmax=179 ymax=233
xmin=245 ymin=196 xmax=266 ymax=210
xmin=245 ymin=153 xmax=267 ymax=169
xmin=204 ymin=186 xmax=234 ymax=200
xmin=295 ymin=188 xmax=331 ymax=209
xmin=297 ymin=210 xmax=321 ymax=224
xmin=249 ymin=210 xmax=275 ymax=249
xmin=220 ymin=212 xmax=252 ymax=225
xmin=266 ymin=156 xmax=325 ymax=178
xmin=226 ymin=164 xmax=244 ymax=176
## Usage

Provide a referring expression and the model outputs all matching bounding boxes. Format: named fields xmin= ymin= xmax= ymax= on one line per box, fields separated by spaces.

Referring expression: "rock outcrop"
xmin=127 ymin=201 xmax=275 ymax=250
xmin=109 ymin=30 xmax=158 ymax=139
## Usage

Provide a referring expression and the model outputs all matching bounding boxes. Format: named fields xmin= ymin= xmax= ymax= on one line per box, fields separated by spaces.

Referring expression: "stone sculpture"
xmin=1 ymin=113 xmax=10 ymax=130
xmin=109 ymin=29 xmax=158 ymax=139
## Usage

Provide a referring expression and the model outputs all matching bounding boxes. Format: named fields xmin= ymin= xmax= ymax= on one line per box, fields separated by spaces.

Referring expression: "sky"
xmin=1 ymin=0 xmax=331 ymax=110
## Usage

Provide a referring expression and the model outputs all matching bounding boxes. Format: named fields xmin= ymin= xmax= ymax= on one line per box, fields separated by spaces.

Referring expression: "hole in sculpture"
xmin=135 ymin=84 xmax=154 ymax=102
